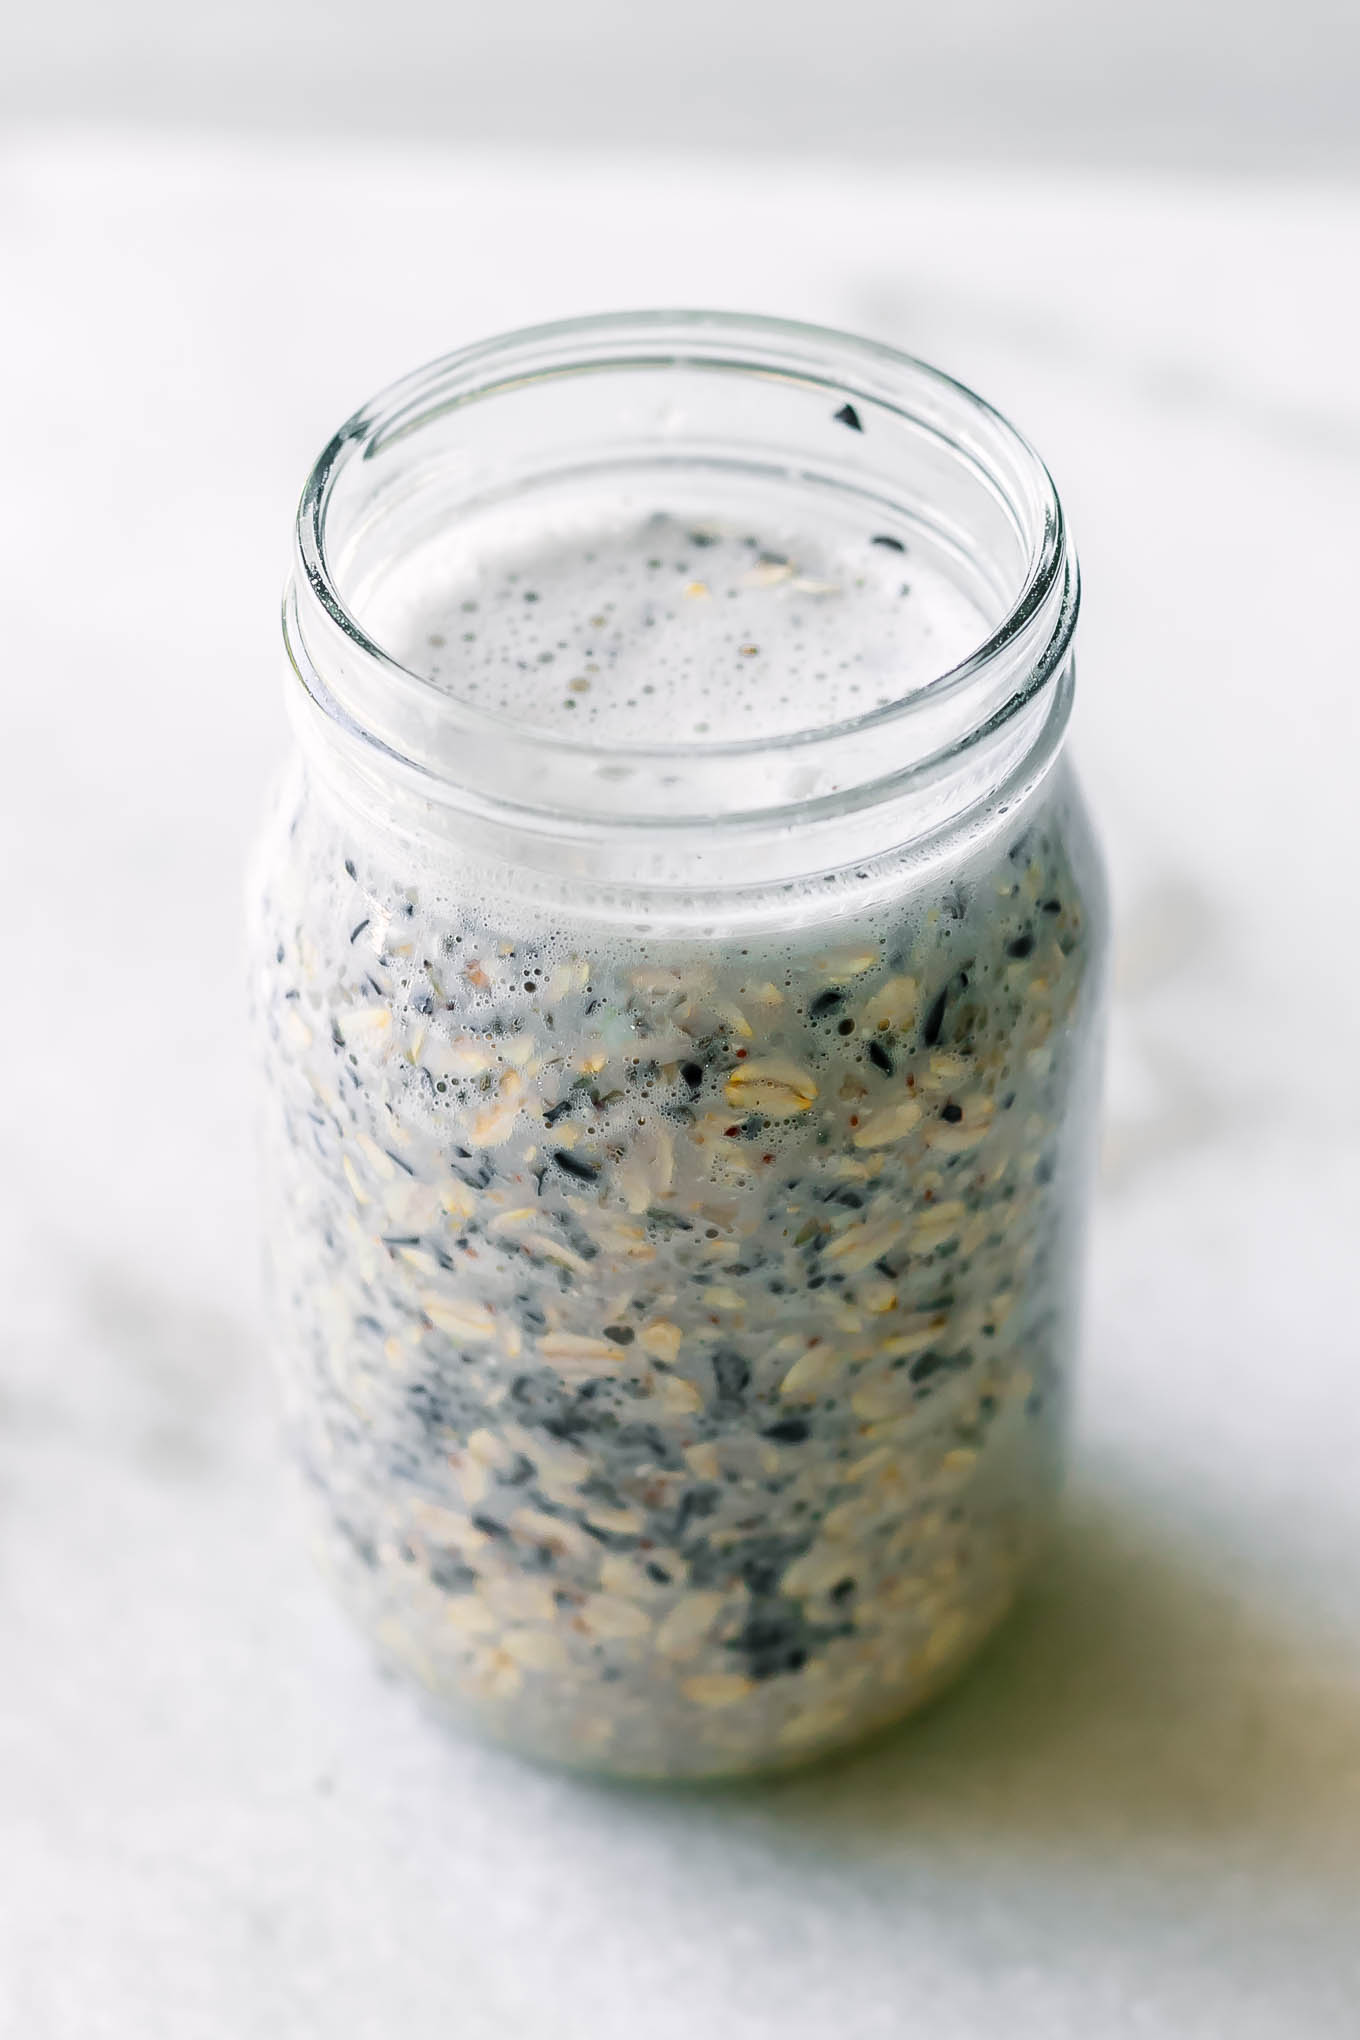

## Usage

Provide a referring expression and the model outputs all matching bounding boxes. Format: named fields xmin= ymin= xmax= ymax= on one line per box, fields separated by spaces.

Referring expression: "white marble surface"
xmin=2 ymin=132 xmax=1359 ymax=2039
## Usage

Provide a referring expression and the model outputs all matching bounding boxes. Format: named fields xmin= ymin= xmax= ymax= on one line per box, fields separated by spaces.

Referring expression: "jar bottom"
xmin=301 ymin=1476 xmax=1051 ymax=1782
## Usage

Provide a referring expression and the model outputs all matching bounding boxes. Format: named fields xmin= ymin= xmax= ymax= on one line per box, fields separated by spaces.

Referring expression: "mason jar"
xmin=249 ymin=311 xmax=1108 ymax=1779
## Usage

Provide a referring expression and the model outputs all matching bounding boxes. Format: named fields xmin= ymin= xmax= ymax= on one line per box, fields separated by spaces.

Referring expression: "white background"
xmin=6 ymin=0 xmax=1360 ymax=173
xmin=2 ymin=11 xmax=1360 ymax=2038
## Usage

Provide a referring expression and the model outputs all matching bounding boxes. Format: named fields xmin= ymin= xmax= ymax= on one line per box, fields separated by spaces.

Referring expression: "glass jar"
xmin=250 ymin=311 xmax=1108 ymax=1779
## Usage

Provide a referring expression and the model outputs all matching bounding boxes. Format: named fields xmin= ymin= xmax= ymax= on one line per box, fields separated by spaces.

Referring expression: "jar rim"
xmin=286 ymin=310 xmax=1078 ymax=891
xmin=294 ymin=308 xmax=1074 ymax=756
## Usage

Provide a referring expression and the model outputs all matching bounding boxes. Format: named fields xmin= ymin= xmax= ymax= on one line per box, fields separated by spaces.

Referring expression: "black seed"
xmin=713 ymin=1350 xmax=751 ymax=1403
xmin=543 ymin=1096 xmax=574 ymax=1126
xmin=834 ymin=402 xmax=863 ymax=431
xmin=921 ymin=986 xmax=948 ymax=1046
xmin=336 ymin=1518 xmax=377 ymax=1569
xmin=646 ymin=1207 xmax=693 ymax=1232
xmin=344 ymin=859 xmax=356 ymax=879
xmin=1007 ymin=934 xmax=1034 ymax=958
xmin=680 ymin=1061 xmax=704 ymax=1090
xmin=1042 ymin=897 xmax=1063 ymax=915
xmin=870 ymin=533 xmax=905 ymax=551
xmin=645 ymin=1561 xmax=672 ymax=1585
xmin=764 ymin=1418 xmax=810 ymax=1443
xmin=430 ymin=1559 xmax=477 ymax=1593
xmin=908 ymin=1350 xmax=950 ymax=1383
xmin=349 ymin=919 xmax=369 ymax=944
xmin=867 ymin=1039 xmax=894 ymax=1074
xmin=810 ymin=988 xmax=844 ymax=1018
xmin=675 ymin=1485 xmax=720 ymax=1534
xmin=728 ymin=1608 xmax=816 ymax=1681
xmin=603 ymin=1324 xmax=634 ymax=1346
xmin=742 ymin=1557 xmax=782 ymax=1597
xmin=404 ymin=1380 xmax=453 ymax=1435
xmin=553 ymin=1149 xmax=599 ymax=1181
xmin=830 ymin=1577 xmax=856 ymax=1603
xmin=471 ymin=1515 xmax=506 ymax=1538
xmin=941 ymin=1102 xmax=963 ymax=1123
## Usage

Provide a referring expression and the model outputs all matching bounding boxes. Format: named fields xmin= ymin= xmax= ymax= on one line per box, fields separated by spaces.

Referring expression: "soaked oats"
xmin=255 ymin=505 xmax=1104 ymax=1778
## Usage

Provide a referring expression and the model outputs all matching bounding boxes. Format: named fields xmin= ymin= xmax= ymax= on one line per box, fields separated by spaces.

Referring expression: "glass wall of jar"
xmin=249 ymin=312 xmax=1108 ymax=1779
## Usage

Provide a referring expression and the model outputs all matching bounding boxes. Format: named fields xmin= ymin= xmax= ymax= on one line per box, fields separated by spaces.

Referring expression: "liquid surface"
xmin=362 ymin=492 xmax=993 ymax=746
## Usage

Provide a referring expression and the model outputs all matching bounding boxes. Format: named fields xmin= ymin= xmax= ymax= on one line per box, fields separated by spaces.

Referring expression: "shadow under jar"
xmin=250 ymin=312 xmax=1109 ymax=1779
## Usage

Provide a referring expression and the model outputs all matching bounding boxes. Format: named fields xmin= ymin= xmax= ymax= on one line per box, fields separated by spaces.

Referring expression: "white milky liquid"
xmin=361 ymin=486 xmax=993 ymax=748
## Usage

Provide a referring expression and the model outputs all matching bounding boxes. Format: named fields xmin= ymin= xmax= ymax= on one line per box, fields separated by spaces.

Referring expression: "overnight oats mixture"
xmin=255 ymin=506 xmax=1101 ymax=1777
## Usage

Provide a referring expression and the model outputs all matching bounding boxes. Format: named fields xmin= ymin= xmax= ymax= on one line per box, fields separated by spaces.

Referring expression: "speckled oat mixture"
xmin=254 ymin=511 xmax=1101 ymax=1777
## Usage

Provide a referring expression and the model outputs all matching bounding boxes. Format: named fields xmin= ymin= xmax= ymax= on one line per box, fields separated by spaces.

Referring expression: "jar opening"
xmin=285 ymin=311 xmax=1077 ymax=878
